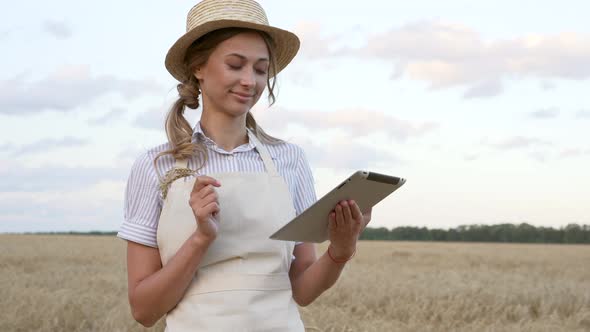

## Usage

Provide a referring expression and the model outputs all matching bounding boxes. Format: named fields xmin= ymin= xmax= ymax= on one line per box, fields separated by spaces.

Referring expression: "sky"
xmin=1 ymin=0 xmax=589 ymax=233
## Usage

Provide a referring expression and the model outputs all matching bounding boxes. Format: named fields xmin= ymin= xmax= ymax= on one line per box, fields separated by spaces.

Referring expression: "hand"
xmin=361 ymin=206 xmax=372 ymax=232
xmin=327 ymin=200 xmax=371 ymax=260
xmin=189 ymin=176 xmax=221 ymax=242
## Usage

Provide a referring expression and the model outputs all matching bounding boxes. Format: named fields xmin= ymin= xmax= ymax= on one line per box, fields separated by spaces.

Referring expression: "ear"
xmin=194 ymin=67 xmax=203 ymax=80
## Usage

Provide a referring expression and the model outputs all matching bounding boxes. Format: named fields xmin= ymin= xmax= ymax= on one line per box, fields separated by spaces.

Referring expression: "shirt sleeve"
xmin=293 ymin=146 xmax=318 ymax=247
xmin=117 ymin=151 xmax=162 ymax=248
xmin=294 ymin=146 xmax=318 ymax=216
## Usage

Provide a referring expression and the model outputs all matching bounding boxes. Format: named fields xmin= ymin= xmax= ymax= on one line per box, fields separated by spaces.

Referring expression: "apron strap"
xmin=247 ymin=129 xmax=279 ymax=177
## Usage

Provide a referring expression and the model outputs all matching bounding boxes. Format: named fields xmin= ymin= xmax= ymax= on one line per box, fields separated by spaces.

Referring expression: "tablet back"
xmin=270 ymin=170 xmax=406 ymax=243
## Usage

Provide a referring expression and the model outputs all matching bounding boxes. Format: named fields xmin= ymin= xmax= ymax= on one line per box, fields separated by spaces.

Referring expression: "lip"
xmin=231 ymin=91 xmax=254 ymax=98
xmin=230 ymin=91 xmax=254 ymax=103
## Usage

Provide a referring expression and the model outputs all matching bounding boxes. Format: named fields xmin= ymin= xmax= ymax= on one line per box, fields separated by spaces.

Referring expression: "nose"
xmin=239 ymin=68 xmax=256 ymax=88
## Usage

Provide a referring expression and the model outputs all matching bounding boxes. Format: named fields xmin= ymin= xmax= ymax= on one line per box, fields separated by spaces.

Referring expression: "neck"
xmin=199 ymin=112 xmax=249 ymax=153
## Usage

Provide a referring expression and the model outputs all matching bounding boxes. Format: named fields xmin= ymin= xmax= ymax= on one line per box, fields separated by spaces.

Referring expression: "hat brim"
xmin=165 ymin=20 xmax=300 ymax=82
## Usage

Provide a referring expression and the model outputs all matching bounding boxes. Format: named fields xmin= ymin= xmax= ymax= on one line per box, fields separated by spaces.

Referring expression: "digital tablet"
xmin=269 ymin=170 xmax=406 ymax=243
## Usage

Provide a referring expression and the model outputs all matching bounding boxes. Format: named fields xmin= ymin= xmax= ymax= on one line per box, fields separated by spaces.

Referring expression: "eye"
xmin=255 ymin=66 xmax=269 ymax=75
xmin=228 ymin=64 xmax=241 ymax=70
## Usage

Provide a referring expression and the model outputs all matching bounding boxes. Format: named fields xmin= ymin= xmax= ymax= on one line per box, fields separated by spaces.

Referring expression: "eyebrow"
xmin=226 ymin=53 xmax=269 ymax=62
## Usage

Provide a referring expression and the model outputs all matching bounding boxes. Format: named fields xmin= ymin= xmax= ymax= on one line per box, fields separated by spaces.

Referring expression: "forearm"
xmin=291 ymin=248 xmax=348 ymax=306
xmin=131 ymin=233 xmax=211 ymax=326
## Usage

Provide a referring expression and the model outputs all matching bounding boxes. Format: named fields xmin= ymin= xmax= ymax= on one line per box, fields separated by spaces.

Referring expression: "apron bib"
xmin=156 ymin=132 xmax=305 ymax=331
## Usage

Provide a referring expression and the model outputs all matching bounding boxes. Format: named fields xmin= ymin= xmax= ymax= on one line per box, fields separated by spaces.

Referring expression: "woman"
xmin=117 ymin=0 xmax=372 ymax=330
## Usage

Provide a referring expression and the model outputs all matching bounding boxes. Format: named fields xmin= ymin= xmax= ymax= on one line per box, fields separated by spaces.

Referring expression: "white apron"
xmin=156 ymin=132 xmax=305 ymax=331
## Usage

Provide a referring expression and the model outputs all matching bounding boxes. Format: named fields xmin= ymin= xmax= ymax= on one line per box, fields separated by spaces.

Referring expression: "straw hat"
xmin=165 ymin=0 xmax=300 ymax=83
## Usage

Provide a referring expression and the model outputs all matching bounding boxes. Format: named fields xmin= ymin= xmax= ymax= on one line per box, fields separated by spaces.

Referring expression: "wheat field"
xmin=1 ymin=235 xmax=589 ymax=332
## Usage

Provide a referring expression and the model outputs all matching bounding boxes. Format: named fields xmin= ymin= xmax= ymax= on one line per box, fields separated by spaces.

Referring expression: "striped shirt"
xmin=117 ymin=120 xmax=317 ymax=249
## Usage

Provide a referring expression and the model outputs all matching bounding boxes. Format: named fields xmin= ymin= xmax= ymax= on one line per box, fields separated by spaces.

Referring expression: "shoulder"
xmin=143 ymin=142 xmax=174 ymax=163
xmin=263 ymin=139 xmax=306 ymax=165
xmin=129 ymin=142 xmax=176 ymax=182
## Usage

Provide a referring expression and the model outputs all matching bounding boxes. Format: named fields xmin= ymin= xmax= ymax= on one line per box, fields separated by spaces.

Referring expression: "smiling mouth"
xmin=231 ymin=91 xmax=254 ymax=98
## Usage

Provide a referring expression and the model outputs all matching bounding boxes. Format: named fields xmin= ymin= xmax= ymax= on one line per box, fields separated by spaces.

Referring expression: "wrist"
xmin=327 ymin=244 xmax=356 ymax=264
xmin=190 ymin=231 xmax=215 ymax=249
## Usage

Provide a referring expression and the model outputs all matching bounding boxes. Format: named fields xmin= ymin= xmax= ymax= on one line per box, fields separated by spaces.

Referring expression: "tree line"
xmin=359 ymin=223 xmax=590 ymax=244
xmin=15 ymin=223 xmax=590 ymax=244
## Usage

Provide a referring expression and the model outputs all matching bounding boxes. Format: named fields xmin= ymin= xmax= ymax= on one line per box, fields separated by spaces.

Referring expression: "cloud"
xmin=0 ymin=143 xmax=12 ymax=152
xmin=362 ymin=21 xmax=590 ymax=86
xmin=0 ymin=162 xmax=127 ymax=192
xmin=558 ymin=148 xmax=590 ymax=159
xmin=281 ymin=21 xmax=349 ymax=86
xmin=297 ymin=135 xmax=402 ymax=170
xmin=463 ymin=79 xmax=503 ymax=99
xmin=2 ymin=137 xmax=90 ymax=157
xmin=0 ymin=155 xmax=134 ymax=232
xmin=292 ymin=21 xmax=341 ymax=59
xmin=0 ymin=180 xmax=125 ymax=232
xmin=0 ymin=29 xmax=10 ymax=41
xmin=529 ymin=107 xmax=560 ymax=119
xmin=485 ymin=136 xmax=552 ymax=150
xmin=0 ymin=65 xmax=163 ymax=114
xmin=253 ymin=106 xmax=422 ymax=168
xmin=42 ymin=20 xmax=72 ymax=39
xmin=529 ymin=151 xmax=548 ymax=163
xmin=255 ymin=107 xmax=438 ymax=142
xmin=302 ymin=20 xmax=590 ymax=97
xmin=134 ymin=107 xmax=168 ymax=130
xmin=540 ymin=81 xmax=556 ymax=90
xmin=88 ymin=107 xmax=127 ymax=126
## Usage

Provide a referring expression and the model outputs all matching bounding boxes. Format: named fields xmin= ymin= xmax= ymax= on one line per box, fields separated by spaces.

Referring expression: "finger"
xmin=328 ymin=213 xmax=336 ymax=231
xmin=199 ymin=184 xmax=216 ymax=199
xmin=198 ymin=201 xmax=220 ymax=221
xmin=192 ymin=176 xmax=220 ymax=193
xmin=189 ymin=184 xmax=214 ymax=204
xmin=330 ymin=210 xmax=338 ymax=229
xmin=342 ymin=201 xmax=353 ymax=227
xmin=200 ymin=191 xmax=219 ymax=206
xmin=335 ymin=204 xmax=344 ymax=229
xmin=349 ymin=200 xmax=363 ymax=224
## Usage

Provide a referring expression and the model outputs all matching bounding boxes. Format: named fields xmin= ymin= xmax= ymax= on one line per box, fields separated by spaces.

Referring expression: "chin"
xmin=226 ymin=106 xmax=252 ymax=116
xmin=230 ymin=102 xmax=254 ymax=113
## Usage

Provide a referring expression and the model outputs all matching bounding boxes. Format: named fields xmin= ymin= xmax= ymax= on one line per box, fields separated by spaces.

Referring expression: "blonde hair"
xmin=153 ymin=28 xmax=286 ymax=189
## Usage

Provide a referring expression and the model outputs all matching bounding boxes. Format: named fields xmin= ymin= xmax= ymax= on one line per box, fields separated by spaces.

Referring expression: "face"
xmin=194 ymin=31 xmax=270 ymax=117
